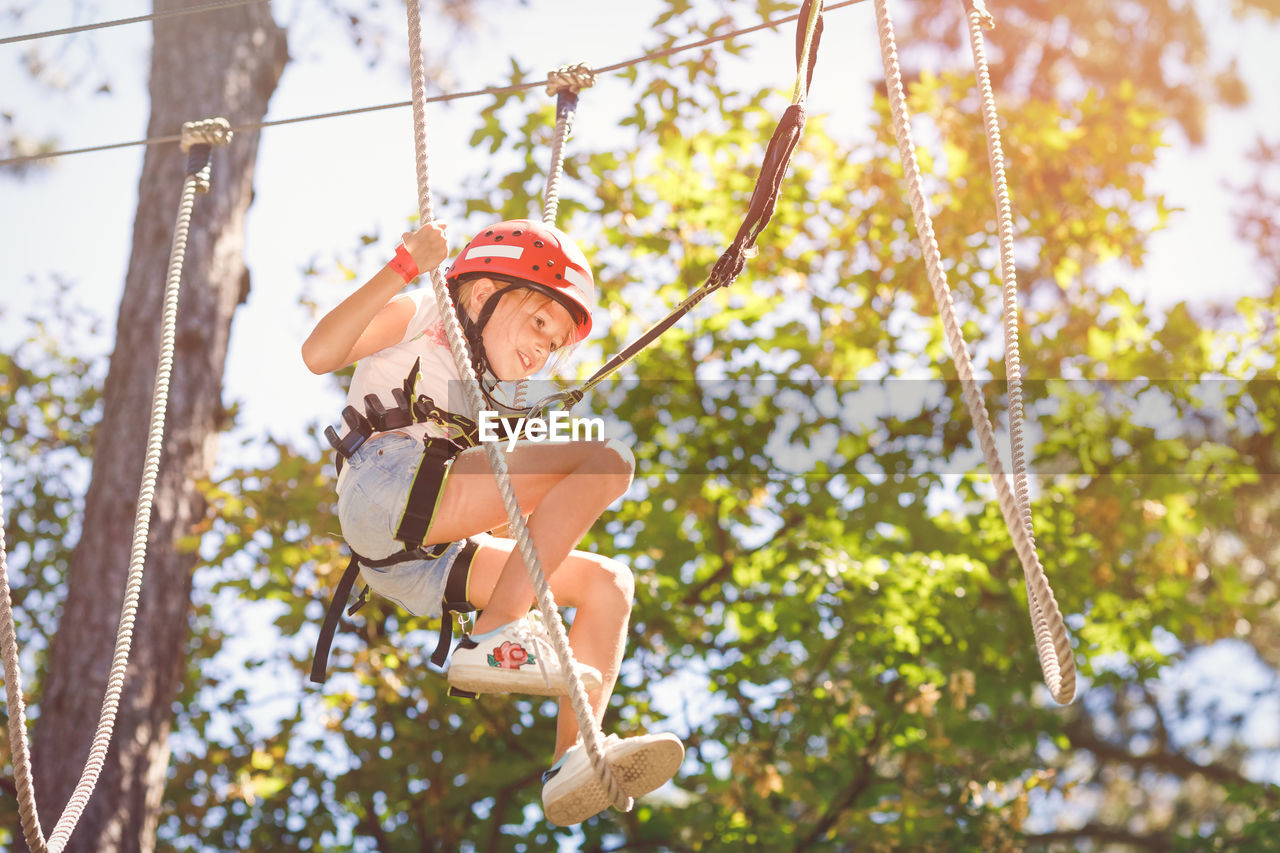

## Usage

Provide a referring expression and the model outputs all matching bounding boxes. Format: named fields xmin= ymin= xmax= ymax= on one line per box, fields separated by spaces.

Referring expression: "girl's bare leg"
xmin=467 ymin=540 xmax=634 ymax=760
xmin=426 ymin=438 xmax=635 ymax=631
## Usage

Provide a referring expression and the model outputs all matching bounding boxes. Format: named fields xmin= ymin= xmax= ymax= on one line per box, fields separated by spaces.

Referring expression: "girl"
xmin=302 ymin=219 xmax=683 ymax=825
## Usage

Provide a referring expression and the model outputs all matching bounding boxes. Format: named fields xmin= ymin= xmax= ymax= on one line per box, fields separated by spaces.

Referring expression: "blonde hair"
xmin=450 ymin=276 xmax=579 ymax=374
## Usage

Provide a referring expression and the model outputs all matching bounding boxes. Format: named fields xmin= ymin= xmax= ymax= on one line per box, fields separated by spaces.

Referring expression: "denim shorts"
xmin=336 ymin=431 xmax=469 ymax=618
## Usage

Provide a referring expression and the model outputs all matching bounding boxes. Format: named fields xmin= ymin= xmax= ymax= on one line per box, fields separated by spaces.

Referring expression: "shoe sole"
xmin=607 ymin=734 xmax=685 ymax=798
xmin=543 ymin=736 xmax=685 ymax=825
xmin=446 ymin=662 xmax=602 ymax=697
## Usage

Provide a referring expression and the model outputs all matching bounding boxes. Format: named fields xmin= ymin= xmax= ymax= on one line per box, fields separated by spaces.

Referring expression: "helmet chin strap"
xmin=457 ymin=282 xmax=526 ymax=413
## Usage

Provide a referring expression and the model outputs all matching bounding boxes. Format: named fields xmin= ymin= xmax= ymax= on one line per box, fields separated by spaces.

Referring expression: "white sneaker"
xmin=446 ymin=612 xmax=602 ymax=697
xmin=541 ymin=733 xmax=685 ymax=826
xmin=602 ymin=732 xmax=685 ymax=798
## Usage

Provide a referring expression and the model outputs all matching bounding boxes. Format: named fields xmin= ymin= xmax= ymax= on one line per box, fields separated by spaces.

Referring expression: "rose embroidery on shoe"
xmin=488 ymin=641 xmax=534 ymax=669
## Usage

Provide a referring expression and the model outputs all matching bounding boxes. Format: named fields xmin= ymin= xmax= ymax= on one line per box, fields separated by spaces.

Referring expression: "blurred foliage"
xmin=3 ymin=0 xmax=1279 ymax=851
xmin=0 ymin=283 xmax=106 ymax=804
xmin=900 ymin=0 xmax=1251 ymax=146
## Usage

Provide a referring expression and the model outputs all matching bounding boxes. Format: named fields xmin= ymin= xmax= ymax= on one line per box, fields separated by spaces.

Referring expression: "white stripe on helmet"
xmin=464 ymin=245 xmax=524 ymax=260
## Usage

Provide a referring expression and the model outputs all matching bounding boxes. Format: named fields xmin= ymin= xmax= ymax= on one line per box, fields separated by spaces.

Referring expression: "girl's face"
xmin=467 ymin=279 xmax=576 ymax=380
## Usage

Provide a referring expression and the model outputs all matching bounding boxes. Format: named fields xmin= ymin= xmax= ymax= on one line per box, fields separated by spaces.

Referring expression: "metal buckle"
xmin=455 ymin=610 xmax=475 ymax=638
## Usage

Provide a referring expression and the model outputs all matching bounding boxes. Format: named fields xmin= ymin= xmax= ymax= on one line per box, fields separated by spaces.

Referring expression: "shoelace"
xmin=508 ymin=612 xmax=558 ymax=689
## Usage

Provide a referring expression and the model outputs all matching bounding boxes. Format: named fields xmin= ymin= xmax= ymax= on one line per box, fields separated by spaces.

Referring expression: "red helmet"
xmin=446 ymin=219 xmax=596 ymax=343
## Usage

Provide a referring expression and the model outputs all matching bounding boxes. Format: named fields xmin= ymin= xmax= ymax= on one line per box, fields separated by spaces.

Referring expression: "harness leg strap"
xmin=310 ymin=553 xmax=363 ymax=684
xmin=396 ymin=439 xmax=458 ymax=551
xmin=431 ymin=538 xmax=480 ymax=668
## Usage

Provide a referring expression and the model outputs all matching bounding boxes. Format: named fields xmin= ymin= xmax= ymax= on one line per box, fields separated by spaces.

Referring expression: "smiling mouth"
xmin=518 ymin=351 xmax=532 ymax=371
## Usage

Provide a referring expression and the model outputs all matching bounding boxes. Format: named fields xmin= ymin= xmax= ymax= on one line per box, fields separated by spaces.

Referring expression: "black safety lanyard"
xmin=536 ymin=0 xmax=824 ymax=414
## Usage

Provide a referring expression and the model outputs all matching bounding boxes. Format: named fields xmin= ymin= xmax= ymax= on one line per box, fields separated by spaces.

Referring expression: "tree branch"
xmin=793 ymin=714 xmax=886 ymax=850
xmin=1064 ymin=716 xmax=1279 ymax=801
xmin=1026 ymin=824 xmax=1173 ymax=851
xmin=357 ymin=787 xmax=393 ymax=852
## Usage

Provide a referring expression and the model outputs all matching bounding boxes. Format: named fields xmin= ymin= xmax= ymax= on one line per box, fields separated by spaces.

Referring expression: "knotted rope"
xmin=545 ymin=62 xmax=597 ymax=98
xmin=873 ymin=0 xmax=1076 ymax=703
xmin=0 ymin=117 xmax=232 ymax=853
xmin=401 ymin=2 xmax=630 ymax=810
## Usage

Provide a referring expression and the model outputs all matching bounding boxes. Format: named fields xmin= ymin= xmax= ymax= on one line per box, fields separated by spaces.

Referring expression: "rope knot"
xmin=180 ymin=117 xmax=233 ymax=151
xmin=545 ymin=63 xmax=597 ymax=96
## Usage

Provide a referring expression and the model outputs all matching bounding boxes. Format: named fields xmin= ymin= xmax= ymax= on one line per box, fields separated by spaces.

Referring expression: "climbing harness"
xmin=310 ymin=534 xmax=480 ymax=685
xmin=0 ymin=118 xmax=233 ymax=853
xmin=328 ymin=0 xmax=736 ymax=814
xmin=874 ymin=0 xmax=1076 ymax=703
xmin=310 ymin=359 xmax=497 ymax=686
xmin=397 ymin=0 xmax=822 ymax=813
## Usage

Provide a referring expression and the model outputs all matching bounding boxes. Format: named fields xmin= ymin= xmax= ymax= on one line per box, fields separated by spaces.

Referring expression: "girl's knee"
xmin=602 ymin=438 xmax=636 ymax=473
xmin=594 ymin=439 xmax=635 ymax=492
xmin=566 ymin=553 xmax=634 ymax=611
xmin=603 ymin=556 xmax=635 ymax=604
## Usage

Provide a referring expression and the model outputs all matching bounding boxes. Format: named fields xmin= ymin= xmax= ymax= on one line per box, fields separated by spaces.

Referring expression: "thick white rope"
xmin=0 ymin=117 xmax=232 ymax=852
xmin=873 ymin=0 xmax=1076 ymax=703
xmin=401 ymin=2 xmax=629 ymax=810
xmin=962 ymin=1 xmax=1076 ymax=702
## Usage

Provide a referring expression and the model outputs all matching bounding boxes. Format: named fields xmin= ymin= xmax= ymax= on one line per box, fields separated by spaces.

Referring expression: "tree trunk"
xmin=26 ymin=3 xmax=287 ymax=851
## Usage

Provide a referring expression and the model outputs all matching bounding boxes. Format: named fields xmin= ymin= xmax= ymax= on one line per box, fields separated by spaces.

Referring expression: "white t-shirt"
xmin=345 ymin=288 xmax=470 ymax=444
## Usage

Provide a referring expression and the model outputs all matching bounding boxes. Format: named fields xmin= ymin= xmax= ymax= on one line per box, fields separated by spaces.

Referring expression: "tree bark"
xmin=26 ymin=2 xmax=287 ymax=851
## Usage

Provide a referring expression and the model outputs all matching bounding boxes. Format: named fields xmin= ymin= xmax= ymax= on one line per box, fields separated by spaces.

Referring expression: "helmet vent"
xmin=447 ymin=219 xmax=594 ymax=343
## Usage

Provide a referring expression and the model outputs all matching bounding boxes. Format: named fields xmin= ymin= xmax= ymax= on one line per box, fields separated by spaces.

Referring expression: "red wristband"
xmin=388 ymin=244 xmax=420 ymax=283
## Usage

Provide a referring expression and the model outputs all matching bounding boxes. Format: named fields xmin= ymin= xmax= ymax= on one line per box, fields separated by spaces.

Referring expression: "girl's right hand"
xmin=403 ymin=221 xmax=449 ymax=272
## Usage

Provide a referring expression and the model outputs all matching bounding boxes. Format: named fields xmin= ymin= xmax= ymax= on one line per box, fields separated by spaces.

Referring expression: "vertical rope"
xmin=873 ymin=0 xmax=1076 ymax=703
xmin=521 ymin=64 xmax=596 ymax=408
xmin=962 ymin=0 xmax=1076 ymax=704
xmin=402 ymin=0 xmax=445 ymax=295
xmin=542 ymin=64 xmax=595 ymax=226
xmin=0 ymin=117 xmax=232 ymax=853
xmin=542 ymin=91 xmax=578 ymax=226
xmin=401 ymin=2 xmax=629 ymax=811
